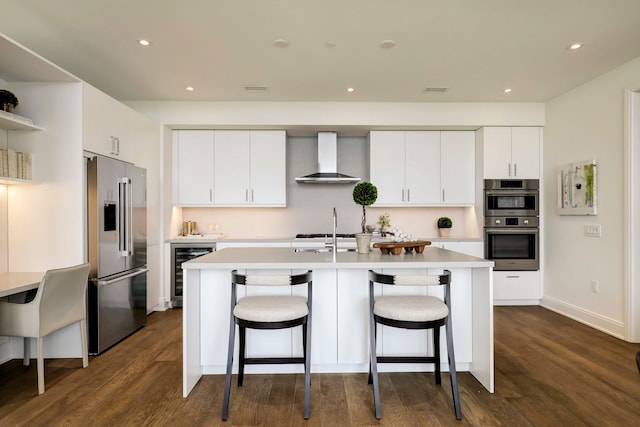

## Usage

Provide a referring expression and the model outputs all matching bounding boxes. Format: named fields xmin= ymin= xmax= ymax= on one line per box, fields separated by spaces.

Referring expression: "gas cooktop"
xmin=295 ymin=233 xmax=356 ymax=239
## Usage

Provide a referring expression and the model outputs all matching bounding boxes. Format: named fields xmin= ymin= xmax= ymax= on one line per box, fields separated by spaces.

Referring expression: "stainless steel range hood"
xmin=295 ymin=132 xmax=361 ymax=184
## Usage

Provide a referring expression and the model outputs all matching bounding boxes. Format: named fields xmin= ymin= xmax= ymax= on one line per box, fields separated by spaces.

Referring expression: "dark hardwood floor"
xmin=1 ymin=306 xmax=639 ymax=426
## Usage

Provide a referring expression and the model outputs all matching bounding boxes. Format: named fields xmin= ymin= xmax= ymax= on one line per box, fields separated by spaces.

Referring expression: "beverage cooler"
xmin=171 ymin=243 xmax=215 ymax=307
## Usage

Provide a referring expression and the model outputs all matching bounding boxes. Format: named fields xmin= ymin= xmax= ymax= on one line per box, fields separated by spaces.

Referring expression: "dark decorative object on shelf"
xmin=0 ymin=89 xmax=19 ymax=112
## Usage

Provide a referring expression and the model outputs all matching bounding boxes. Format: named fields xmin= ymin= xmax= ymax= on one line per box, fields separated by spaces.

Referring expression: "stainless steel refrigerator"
xmin=87 ymin=155 xmax=147 ymax=355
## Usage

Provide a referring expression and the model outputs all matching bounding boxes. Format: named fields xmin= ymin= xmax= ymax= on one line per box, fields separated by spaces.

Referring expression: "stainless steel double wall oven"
xmin=484 ymin=179 xmax=539 ymax=271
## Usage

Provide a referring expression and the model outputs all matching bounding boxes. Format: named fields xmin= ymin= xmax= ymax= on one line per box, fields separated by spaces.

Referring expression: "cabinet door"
xmin=370 ymin=131 xmax=406 ymax=205
xmin=441 ymin=131 xmax=475 ymax=205
xmin=493 ymin=270 xmax=541 ymax=302
xmin=511 ymin=127 xmax=540 ymax=179
xmin=405 ymin=131 xmax=440 ymax=204
xmin=175 ymin=130 xmax=214 ymax=204
xmin=214 ymin=131 xmax=251 ymax=205
xmin=82 ymin=83 xmax=135 ymax=162
xmin=250 ymin=130 xmax=286 ymax=206
xmin=482 ymin=127 xmax=512 ymax=179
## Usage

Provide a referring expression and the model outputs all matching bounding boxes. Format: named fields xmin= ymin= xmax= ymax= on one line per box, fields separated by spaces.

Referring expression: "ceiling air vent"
xmin=425 ymin=87 xmax=448 ymax=93
xmin=243 ymin=85 xmax=268 ymax=92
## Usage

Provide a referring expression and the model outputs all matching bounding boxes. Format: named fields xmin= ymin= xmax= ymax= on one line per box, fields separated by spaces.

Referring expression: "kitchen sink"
xmin=294 ymin=247 xmax=356 ymax=253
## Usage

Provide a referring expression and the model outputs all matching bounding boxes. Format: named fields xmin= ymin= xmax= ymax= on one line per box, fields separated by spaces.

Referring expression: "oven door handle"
xmin=485 ymin=227 xmax=538 ymax=233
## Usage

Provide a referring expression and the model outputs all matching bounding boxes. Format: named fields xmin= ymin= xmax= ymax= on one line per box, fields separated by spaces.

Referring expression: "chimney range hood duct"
xmin=295 ymin=132 xmax=361 ymax=184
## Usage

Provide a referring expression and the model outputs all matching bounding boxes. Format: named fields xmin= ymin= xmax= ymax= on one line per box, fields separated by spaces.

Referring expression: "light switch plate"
xmin=585 ymin=224 xmax=602 ymax=237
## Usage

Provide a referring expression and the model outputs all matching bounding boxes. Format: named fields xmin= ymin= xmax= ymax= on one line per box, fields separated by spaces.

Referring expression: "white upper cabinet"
xmin=173 ymin=130 xmax=286 ymax=206
xmin=440 ymin=131 xmax=476 ymax=205
xmin=174 ymin=130 xmax=215 ymax=205
xmin=248 ymin=130 xmax=286 ymax=206
xmin=370 ymin=130 xmax=475 ymax=206
xmin=82 ymin=83 xmax=135 ymax=162
xmin=214 ymin=130 xmax=286 ymax=206
xmin=480 ymin=127 xmax=541 ymax=179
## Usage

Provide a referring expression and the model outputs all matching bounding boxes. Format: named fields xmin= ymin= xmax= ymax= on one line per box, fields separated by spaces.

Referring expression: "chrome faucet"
xmin=332 ymin=207 xmax=337 ymax=251
xmin=332 ymin=207 xmax=337 ymax=261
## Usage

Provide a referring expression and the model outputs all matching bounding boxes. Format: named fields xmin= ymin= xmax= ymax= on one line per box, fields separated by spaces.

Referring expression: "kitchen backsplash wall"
xmin=174 ymin=135 xmax=480 ymax=239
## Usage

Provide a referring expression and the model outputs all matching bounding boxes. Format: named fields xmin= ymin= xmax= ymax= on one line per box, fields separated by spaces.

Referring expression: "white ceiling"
xmin=1 ymin=0 xmax=640 ymax=103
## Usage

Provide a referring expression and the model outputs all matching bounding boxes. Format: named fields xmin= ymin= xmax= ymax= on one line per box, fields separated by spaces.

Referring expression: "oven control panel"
xmin=485 ymin=216 xmax=539 ymax=227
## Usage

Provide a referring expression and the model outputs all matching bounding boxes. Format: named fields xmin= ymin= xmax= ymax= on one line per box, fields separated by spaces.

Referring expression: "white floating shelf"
xmin=0 ymin=111 xmax=44 ymax=131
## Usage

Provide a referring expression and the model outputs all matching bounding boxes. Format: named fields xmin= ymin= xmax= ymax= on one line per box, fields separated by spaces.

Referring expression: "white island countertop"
xmin=181 ymin=246 xmax=494 ymax=398
xmin=183 ymin=246 xmax=492 ymax=270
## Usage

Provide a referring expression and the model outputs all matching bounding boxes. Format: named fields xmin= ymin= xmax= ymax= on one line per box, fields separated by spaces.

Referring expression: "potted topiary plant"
xmin=353 ymin=181 xmax=378 ymax=253
xmin=0 ymin=89 xmax=19 ymax=112
xmin=437 ymin=216 xmax=452 ymax=238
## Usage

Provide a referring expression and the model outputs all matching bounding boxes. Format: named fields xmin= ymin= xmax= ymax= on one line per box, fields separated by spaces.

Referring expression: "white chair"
xmin=0 ymin=263 xmax=90 ymax=394
xmin=368 ymin=269 xmax=462 ymax=420
xmin=222 ymin=270 xmax=313 ymax=421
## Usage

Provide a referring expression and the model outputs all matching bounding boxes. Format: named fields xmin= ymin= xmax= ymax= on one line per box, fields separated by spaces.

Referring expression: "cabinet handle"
xmin=407 ymin=188 xmax=410 ymax=202
xmin=209 ymin=189 xmax=212 ymax=202
xmin=508 ymin=163 xmax=511 ymax=177
xmin=514 ymin=163 xmax=517 ymax=177
xmin=116 ymin=137 xmax=120 ymax=154
xmin=245 ymin=189 xmax=249 ymax=202
xmin=401 ymin=189 xmax=405 ymax=202
xmin=110 ymin=136 xmax=118 ymax=155
xmin=442 ymin=189 xmax=445 ymax=202
xmin=506 ymin=275 xmax=520 ymax=279
xmin=251 ymin=189 xmax=254 ymax=202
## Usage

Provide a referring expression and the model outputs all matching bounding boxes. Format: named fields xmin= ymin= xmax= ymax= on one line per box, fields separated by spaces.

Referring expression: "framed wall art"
xmin=557 ymin=159 xmax=597 ymax=215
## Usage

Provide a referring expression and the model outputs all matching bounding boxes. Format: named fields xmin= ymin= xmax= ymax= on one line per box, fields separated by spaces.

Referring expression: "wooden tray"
xmin=373 ymin=241 xmax=431 ymax=255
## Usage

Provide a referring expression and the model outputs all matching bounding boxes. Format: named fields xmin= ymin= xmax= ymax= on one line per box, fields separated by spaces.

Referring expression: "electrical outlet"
xmin=585 ymin=224 xmax=602 ymax=237
xmin=591 ymin=279 xmax=599 ymax=293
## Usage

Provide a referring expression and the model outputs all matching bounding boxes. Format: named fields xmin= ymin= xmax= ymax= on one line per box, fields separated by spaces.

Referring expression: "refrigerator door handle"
xmin=117 ymin=177 xmax=132 ymax=256
xmin=94 ymin=268 xmax=148 ymax=287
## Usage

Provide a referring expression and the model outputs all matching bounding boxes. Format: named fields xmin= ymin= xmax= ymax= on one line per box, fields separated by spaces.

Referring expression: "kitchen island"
xmin=182 ymin=246 xmax=494 ymax=397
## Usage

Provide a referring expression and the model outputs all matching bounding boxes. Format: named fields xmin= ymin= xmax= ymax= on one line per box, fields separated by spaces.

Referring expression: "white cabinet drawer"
xmin=493 ymin=270 xmax=541 ymax=303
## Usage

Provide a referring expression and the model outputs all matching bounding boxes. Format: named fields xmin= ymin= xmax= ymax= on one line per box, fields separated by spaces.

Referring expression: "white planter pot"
xmin=355 ymin=233 xmax=372 ymax=254
xmin=438 ymin=228 xmax=451 ymax=238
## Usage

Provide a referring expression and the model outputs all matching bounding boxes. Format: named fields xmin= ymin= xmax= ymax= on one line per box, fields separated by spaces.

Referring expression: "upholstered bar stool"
xmin=222 ymin=270 xmax=313 ymax=421
xmin=368 ymin=269 xmax=461 ymax=420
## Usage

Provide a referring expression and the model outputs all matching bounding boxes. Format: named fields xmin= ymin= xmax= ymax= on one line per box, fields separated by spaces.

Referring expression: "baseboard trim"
xmin=541 ymin=296 xmax=625 ymax=340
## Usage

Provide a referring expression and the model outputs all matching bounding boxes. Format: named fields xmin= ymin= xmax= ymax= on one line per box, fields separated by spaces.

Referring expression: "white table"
xmin=0 ymin=272 xmax=43 ymax=298
xmin=181 ymin=247 xmax=494 ymax=397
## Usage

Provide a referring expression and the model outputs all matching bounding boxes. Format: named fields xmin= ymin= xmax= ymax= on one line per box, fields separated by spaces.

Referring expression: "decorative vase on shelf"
xmin=355 ymin=233 xmax=372 ymax=254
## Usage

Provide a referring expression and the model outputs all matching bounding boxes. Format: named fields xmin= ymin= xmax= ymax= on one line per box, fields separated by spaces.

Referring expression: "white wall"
xmin=127 ymin=101 xmax=545 ymax=130
xmin=7 ymin=82 xmax=85 ymax=270
xmin=543 ymin=56 xmax=640 ymax=338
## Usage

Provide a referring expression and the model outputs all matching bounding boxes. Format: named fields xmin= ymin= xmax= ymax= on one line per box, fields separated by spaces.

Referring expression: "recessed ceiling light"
xmin=185 ymin=86 xmax=194 ymax=91
xmin=243 ymin=85 xmax=269 ymax=92
xmin=379 ymin=40 xmax=396 ymax=49
xmin=346 ymin=87 xmax=355 ymax=93
xmin=569 ymin=43 xmax=583 ymax=50
xmin=273 ymin=39 xmax=289 ymax=48
xmin=138 ymin=39 xmax=151 ymax=46
xmin=325 ymin=41 xmax=336 ymax=48
xmin=425 ymin=87 xmax=448 ymax=93
xmin=504 ymin=88 xmax=512 ymax=93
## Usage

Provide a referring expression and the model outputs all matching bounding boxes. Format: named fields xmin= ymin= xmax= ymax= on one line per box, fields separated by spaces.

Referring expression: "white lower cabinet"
xmin=493 ymin=270 xmax=541 ymax=305
xmin=438 ymin=241 xmax=484 ymax=258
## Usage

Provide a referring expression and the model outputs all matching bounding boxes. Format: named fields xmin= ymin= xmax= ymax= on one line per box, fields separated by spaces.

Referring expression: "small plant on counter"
xmin=0 ymin=89 xmax=19 ymax=112
xmin=378 ymin=212 xmax=391 ymax=234
xmin=437 ymin=216 xmax=452 ymax=238
xmin=353 ymin=181 xmax=378 ymax=234
xmin=437 ymin=217 xmax=452 ymax=229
